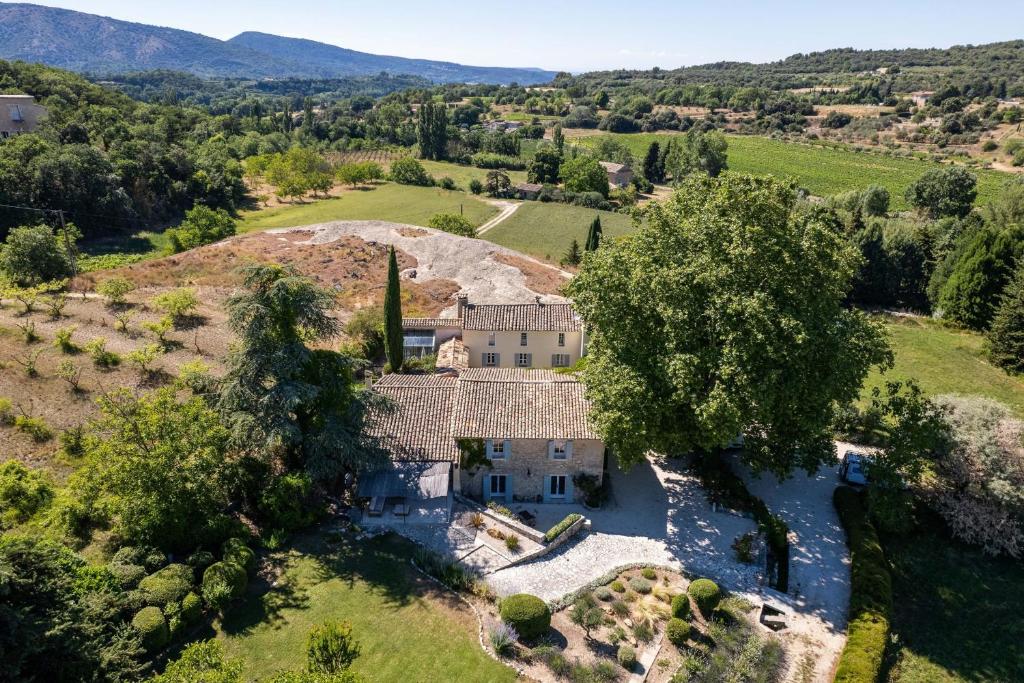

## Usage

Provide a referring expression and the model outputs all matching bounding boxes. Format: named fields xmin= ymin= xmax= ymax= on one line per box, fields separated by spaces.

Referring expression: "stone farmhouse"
xmin=366 ymin=369 xmax=602 ymax=516
xmin=0 ymin=95 xmax=47 ymax=139
xmin=403 ymin=296 xmax=585 ymax=370
xmin=599 ymin=161 xmax=634 ymax=189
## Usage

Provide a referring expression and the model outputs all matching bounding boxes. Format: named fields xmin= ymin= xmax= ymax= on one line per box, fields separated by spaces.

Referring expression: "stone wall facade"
xmin=460 ymin=438 xmax=604 ymax=504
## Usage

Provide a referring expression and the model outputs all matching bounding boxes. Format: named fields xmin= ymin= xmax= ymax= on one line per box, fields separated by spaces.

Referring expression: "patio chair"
xmin=368 ymin=496 xmax=385 ymax=516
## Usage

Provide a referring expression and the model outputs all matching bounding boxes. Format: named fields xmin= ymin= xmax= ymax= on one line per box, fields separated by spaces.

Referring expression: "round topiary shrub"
xmin=202 ymin=561 xmax=247 ymax=600
xmin=180 ymin=591 xmax=203 ymax=624
xmin=132 ymin=606 xmax=169 ymax=651
xmin=641 ymin=567 xmax=657 ymax=580
xmin=687 ymin=578 xmax=721 ymax=615
xmin=111 ymin=546 xmax=145 ymax=566
xmin=666 ymin=617 xmax=691 ymax=647
xmin=222 ymin=537 xmax=255 ymax=574
xmin=139 ymin=563 xmax=194 ymax=606
xmin=628 ymin=577 xmax=652 ymax=594
xmin=499 ymin=594 xmax=551 ymax=640
xmin=187 ymin=550 xmax=215 ymax=570
xmin=671 ymin=593 xmax=691 ymax=619
xmin=109 ymin=562 xmax=147 ymax=589
xmin=617 ymin=643 xmax=637 ymax=669
xmin=142 ymin=548 xmax=167 ymax=572
xmin=594 ymin=586 xmax=614 ymax=601
xmin=610 ymin=580 xmax=625 ymax=593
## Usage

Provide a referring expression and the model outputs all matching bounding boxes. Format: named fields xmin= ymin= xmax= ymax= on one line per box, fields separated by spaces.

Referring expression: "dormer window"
xmin=558 ymin=332 xmax=566 ymax=347
xmin=520 ymin=332 xmax=528 ymax=346
xmin=488 ymin=332 xmax=496 ymax=347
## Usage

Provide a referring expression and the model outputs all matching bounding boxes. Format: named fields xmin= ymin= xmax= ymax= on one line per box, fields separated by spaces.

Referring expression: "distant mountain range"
xmin=0 ymin=2 xmax=557 ymax=84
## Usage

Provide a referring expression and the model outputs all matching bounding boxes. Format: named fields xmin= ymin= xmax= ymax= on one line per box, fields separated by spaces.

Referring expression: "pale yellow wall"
xmin=0 ymin=97 xmax=47 ymax=136
xmin=462 ymin=329 xmax=584 ymax=368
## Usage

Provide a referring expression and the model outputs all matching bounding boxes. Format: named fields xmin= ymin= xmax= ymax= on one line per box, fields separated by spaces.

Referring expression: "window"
xmin=520 ymin=332 xmax=528 ymax=346
xmin=487 ymin=439 xmax=506 ymax=460
xmin=488 ymin=332 xmax=496 ymax=347
xmin=483 ymin=353 xmax=498 ymax=367
xmin=558 ymin=332 xmax=566 ymax=347
xmin=552 ymin=354 xmax=571 ymax=368
xmin=549 ymin=475 xmax=567 ymax=498
xmin=550 ymin=441 xmax=569 ymax=460
xmin=515 ymin=353 xmax=531 ymax=368
xmin=490 ymin=475 xmax=507 ymax=496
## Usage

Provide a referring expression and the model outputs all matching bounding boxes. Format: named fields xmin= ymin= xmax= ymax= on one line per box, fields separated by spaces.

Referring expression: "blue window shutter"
xmin=526 ymin=353 xmax=533 ymax=367
xmin=485 ymin=439 xmax=492 ymax=458
xmin=506 ymin=476 xmax=513 ymax=502
xmin=542 ymin=475 xmax=551 ymax=503
xmin=503 ymin=439 xmax=511 ymax=459
xmin=565 ymin=475 xmax=575 ymax=504
xmin=566 ymin=440 xmax=573 ymax=461
xmin=483 ymin=474 xmax=491 ymax=501
xmin=546 ymin=440 xmax=554 ymax=459
xmin=495 ymin=353 xmax=501 ymax=366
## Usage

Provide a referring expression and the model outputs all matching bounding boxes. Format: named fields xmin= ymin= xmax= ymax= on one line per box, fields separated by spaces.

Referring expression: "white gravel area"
xmin=487 ymin=448 xmax=855 ymax=682
xmin=272 ymin=220 xmax=570 ymax=313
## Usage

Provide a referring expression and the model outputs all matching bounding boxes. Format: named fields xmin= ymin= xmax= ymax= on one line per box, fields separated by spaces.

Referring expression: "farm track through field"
xmin=477 ymin=200 xmax=520 ymax=234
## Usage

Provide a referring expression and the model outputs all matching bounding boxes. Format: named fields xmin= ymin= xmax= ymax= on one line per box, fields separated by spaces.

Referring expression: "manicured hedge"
xmin=180 ymin=591 xmax=203 ymax=624
xmin=687 ymin=578 xmax=721 ymax=616
xmin=138 ymin=563 xmax=193 ymax=606
xmin=132 ymin=606 xmax=169 ymax=651
xmin=222 ymin=537 xmax=255 ymax=574
xmin=833 ymin=486 xmax=893 ymax=683
xmin=202 ymin=560 xmax=247 ymax=599
xmin=666 ymin=617 xmax=691 ymax=646
xmin=499 ymin=594 xmax=551 ymax=640
xmin=544 ymin=513 xmax=582 ymax=543
xmin=670 ymin=593 xmax=691 ymax=619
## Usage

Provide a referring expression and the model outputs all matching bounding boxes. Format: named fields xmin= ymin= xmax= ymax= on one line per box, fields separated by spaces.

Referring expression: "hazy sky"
xmin=23 ymin=0 xmax=1024 ymax=72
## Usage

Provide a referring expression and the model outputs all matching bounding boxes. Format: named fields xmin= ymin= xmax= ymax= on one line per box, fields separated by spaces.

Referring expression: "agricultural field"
xmin=861 ymin=315 xmax=1024 ymax=416
xmin=570 ymin=133 xmax=1014 ymax=209
xmin=483 ymin=202 xmax=636 ymax=263
xmin=418 ymin=160 xmax=528 ymax=188
xmin=327 ymin=149 xmax=399 ymax=165
xmin=216 ymin=532 xmax=518 ymax=683
xmin=238 ymin=184 xmax=498 ymax=232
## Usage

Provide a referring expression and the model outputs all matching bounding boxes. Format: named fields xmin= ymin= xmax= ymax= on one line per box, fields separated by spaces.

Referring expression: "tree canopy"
xmin=566 ymin=174 xmax=891 ymax=475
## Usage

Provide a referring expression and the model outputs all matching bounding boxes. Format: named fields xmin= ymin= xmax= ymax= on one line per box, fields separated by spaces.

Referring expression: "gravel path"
xmin=275 ymin=220 xmax=567 ymax=313
xmin=487 ymin=449 xmax=854 ymax=682
xmin=477 ymin=200 xmax=520 ymax=235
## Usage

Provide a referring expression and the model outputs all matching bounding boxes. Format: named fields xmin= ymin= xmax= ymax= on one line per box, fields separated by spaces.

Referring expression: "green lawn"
xmin=238 ymin=184 xmax=498 ymax=232
xmin=862 ymin=316 xmax=1024 ymax=416
xmin=483 ymin=202 xmax=636 ymax=262
xmin=570 ymin=133 xmax=1012 ymax=210
xmin=419 ymin=160 xmax=527 ymax=188
xmin=884 ymin=520 xmax=1024 ymax=683
xmin=216 ymin=533 xmax=517 ymax=683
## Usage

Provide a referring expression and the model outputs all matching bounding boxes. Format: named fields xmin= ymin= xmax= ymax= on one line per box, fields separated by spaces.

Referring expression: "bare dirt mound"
xmin=292 ymin=220 xmax=572 ymax=314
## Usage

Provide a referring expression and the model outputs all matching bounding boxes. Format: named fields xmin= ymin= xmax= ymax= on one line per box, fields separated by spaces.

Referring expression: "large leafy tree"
xmin=68 ymin=387 xmax=233 ymax=551
xmin=0 ymin=535 xmax=148 ymax=682
xmin=560 ymin=156 xmax=609 ymax=197
xmin=905 ymin=166 xmax=977 ymax=219
xmin=0 ymin=224 xmax=73 ymax=286
xmin=218 ymin=264 xmax=387 ymax=481
xmin=416 ymin=101 xmax=449 ymax=161
xmin=566 ymin=175 xmax=891 ymax=475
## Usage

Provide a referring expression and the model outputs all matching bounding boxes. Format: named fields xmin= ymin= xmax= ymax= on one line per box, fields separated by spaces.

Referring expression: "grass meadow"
xmin=570 ymin=133 xmax=1014 ymax=210
xmin=862 ymin=315 xmax=1024 ymax=416
xmin=483 ymin=201 xmax=636 ymax=262
xmin=216 ymin=533 xmax=517 ymax=683
xmin=238 ymin=184 xmax=497 ymax=232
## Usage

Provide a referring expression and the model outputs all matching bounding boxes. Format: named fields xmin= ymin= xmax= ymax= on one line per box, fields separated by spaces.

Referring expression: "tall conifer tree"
xmin=384 ymin=246 xmax=404 ymax=373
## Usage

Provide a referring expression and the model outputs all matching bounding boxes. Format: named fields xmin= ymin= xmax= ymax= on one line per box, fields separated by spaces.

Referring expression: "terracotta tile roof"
xmin=599 ymin=161 xmax=629 ymax=174
xmin=402 ymin=317 xmax=461 ymax=330
xmin=462 ymin=302 xmax=581 ymax=332
xmin=368 ymin=369 xmax=598 ymax=462
xmin=436 ymin=338 xmax=469 ymax=372
xmin=451 ymin=369 xmax=597 ymax=440
xmin=368 ymin=375 xmax=459 ymax=462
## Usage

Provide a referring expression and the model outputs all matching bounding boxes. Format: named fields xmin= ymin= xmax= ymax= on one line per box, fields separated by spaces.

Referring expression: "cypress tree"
xmin=643 ymin=142 xmax=662 ymax=183
xmin=988 ymin=265 xmax=1024 ymax=374
xmin=383 ymin=246 xmax=404 ymax=373
xmin=585 ymin=216 xmax=603 ymax=252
